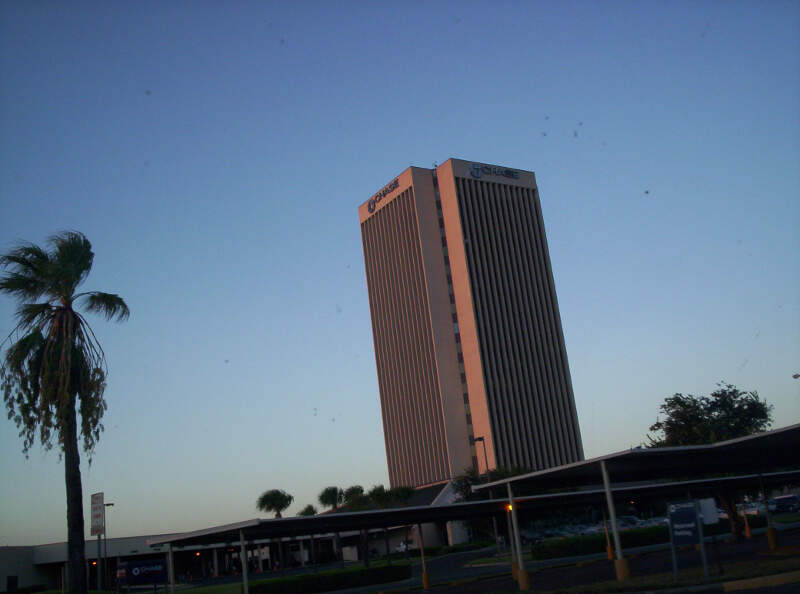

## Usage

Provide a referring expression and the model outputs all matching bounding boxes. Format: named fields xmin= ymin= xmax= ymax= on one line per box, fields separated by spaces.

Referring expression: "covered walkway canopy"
xmin=473 ymin=422 xmax=800 ymax=495
xmin=472 ymin=422 xmax=800 ymax=587
xmin=149 ymin=424 xmax=800 ymax=592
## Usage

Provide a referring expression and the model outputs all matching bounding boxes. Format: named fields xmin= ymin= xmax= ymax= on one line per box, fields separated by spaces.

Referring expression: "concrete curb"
xmin=722 ymin=568 xmax=800 ymax=592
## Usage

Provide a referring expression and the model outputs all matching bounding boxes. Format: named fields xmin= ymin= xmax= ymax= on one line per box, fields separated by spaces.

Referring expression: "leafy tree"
xmin=256 ymin=489 xmax=293 ymax=518
xmin=388 ymin=486 xmax=415 ymax=506
xmin=296 ymin=504 xmax=317 ymax=516
xmin=0 ymin=232 xmax=129 ymax=594
xmin=647 ymin=382 xmax=773 ymax=538
xmin=647 ymin=382 xmax=773 ymax=447
xmin=452 ymin=465 xmax=531 ymax=502
xmin=318 ymin=486 xmax=344 ymax=510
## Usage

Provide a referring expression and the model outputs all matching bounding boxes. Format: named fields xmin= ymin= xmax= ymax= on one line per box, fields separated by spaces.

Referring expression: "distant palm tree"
xmin=256 ymin=489 xmax=293 ymax=518
xmin=1 ymin=232 xmax=129 ymax=594
xmin=296 ymin=504 xmax=317 ymax=516
xmin=318 ymin=486 xmax=344 ymax=564
xmin=368 ymin=485 xmax=394 ymax=562
xmin=318 ymin=486 xmax=344 ymax=510
xmin=368 ymin=485 xmax=391 ymax=508
xmin=343 ymin=485 xmax=365 ymax=506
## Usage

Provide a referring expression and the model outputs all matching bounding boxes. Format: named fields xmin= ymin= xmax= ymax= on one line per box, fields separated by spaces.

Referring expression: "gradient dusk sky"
xmin=1 ymin=1 xmax=798 ymax=546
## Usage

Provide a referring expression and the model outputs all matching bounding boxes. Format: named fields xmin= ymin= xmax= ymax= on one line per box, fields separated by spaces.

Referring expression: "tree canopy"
xmin=256 ymin=489 xmax=293 ymax=518
xmin=647 ymin=382 xmax=773 ymax=447
xmin=296 ymin=504 xmax=317 ymax=516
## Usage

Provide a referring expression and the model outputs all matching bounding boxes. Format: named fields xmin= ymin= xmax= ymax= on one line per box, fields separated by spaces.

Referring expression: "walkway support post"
xmin=760 ymin=475 xmax=778 ymax=550
xmin=167 ymin=544 xmax=175 ymax=594
xmin=507 ymin=483 xmax=530 ymax=591
xmin=506 ymin=504 xmax=517 ymax=580
xmin=212 ymin=547 xmax=218 ymax=578
xmin=601 ymin=460 xmax=629 ymax=581
xmin=239 ymin=530 xmax=249 ymax=594
xmin=417 ymin=524 xmax=429 ymax=590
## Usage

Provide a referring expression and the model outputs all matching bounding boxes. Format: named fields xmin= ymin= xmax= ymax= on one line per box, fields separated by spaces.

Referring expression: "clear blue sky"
xmin=1 ymin=1 xmax=798 ymax=546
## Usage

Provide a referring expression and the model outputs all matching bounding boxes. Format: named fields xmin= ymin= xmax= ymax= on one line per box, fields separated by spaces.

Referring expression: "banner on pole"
xmin=91 ymin=492 xmax=104 ymax=536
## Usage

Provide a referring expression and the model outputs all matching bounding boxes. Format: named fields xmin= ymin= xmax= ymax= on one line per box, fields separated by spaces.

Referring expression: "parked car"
xmin=771 ymin=495 xmax=800 ymax=513
xmin=616 ymin=515 xmax=643 ymax=530
xmin=519 ymin=529 xmax=539 ymax=545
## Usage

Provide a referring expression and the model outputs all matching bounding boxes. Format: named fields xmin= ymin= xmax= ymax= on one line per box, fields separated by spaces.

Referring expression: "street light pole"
xmin=103 ymin=503 xmax=114 ymax=589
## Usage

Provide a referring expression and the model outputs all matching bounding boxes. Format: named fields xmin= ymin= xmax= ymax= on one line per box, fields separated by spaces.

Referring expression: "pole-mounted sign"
xmin=91 ymin=492 xmax=104 ymax=536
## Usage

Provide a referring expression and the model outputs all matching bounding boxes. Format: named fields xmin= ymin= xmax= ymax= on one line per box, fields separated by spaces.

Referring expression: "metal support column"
xmin=760 ymin=474 xmax=778 ymax=550
xmin=212 ymin=547 xmax=218 ymax=578
xmin=601 ymin=460 xmax=630 ymax=581
xmin=506 ymin=505 xmax=517 ymax=580
xmin=167 ymin=544 xmax=175 ymax=594
xmin=417 ymin=524 xmax=429 ymax=590
xmin=508 ymin=483 xmax=530 ymax=591
xmin=239 ymin=530 xmax=249 ymax=594
xmin=97 ymin=534 xmax=102 ymax=593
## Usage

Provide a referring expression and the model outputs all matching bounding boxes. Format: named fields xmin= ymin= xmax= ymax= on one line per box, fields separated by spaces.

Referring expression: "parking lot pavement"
xmin=422 ymin=527 xmax=800 ymax=593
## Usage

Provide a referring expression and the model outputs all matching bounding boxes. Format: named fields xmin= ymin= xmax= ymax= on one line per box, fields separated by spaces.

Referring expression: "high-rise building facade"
xmin=358 ymin=159 xmax=583 ymax=488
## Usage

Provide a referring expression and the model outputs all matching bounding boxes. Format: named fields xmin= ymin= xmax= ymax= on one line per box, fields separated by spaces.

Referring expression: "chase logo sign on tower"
xmin=367 ymin=178 xmax=400 ymax=213
xmin=469 ymin=163 xmax=520 ymax=180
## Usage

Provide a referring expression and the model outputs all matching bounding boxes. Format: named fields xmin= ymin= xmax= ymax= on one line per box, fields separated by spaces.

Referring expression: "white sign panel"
xmin=698 ymin=497 xmax=719 ymax=525
xmin=91 ymin=492 xmax=104 ymax=536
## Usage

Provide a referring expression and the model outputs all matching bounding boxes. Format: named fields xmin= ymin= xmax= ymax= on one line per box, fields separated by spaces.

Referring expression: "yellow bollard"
xmin=744 ymin=512 xmax=752 ymax=539
xmin=422 ymin=571 xmax=430 ymax=589
xmin=766 ymin=525 xmax=778 ymax=550
xmin=614 ymin=558 xmax=630 ymax=581
xmin=518 ymin=568 xmax=531 ymax=591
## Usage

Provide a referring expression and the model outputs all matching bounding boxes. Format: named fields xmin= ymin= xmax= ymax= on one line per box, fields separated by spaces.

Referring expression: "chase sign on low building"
xmin=117 ymin=560 xmax=167 ymax=585
xmin=468 ymin=163 xmax=520 ymax=180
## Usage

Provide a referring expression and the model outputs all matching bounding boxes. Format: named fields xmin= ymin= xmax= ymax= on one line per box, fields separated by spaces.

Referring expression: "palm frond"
xmin=3 ymin=330 xmax=46 ymax=375
xmin=0 ymin=242 xmax=51 ymax=273
xmin=0 ymin=271 xmax=50 ymax=302
xmin=48 ymin=232 xmax=94 ymax=296
xmin=15 ymin=303 xmax=53 ymax=331
xmin=78 ymin=292 xmax=130 ymax=322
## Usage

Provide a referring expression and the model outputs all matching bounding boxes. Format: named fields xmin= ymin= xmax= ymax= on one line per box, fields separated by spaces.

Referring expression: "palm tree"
xmin=318 ymin=486 xmax=344 ymax=564
xmin=256 ymin=489 xmax=293 ymax=518
xmin=343 ymin=484 xmax=365 ymax=506
xmin=296 ymin=504 xmax=317 ymax=516
xmin=367 ymin=485 xmax=393 ymax=563
xmin=318 ymin=486 xmax=344 ymax=510
xmin=0 ymin=232 xmax=129 ymax=594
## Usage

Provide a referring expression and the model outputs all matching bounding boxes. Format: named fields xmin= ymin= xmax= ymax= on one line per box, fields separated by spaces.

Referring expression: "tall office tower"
xmin=358 ymin=159 xmax=583 ymax=488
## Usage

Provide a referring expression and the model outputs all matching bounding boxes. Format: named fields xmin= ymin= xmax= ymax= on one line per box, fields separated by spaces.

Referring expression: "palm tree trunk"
xmin=64 ymin=395 xmax=87 ymax=594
